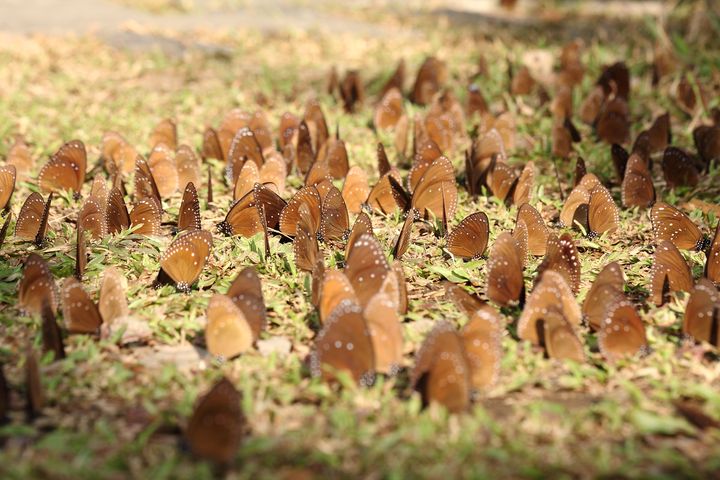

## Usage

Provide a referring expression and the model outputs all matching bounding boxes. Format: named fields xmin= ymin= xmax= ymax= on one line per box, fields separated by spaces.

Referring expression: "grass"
xmin=1 ymin=4 xmax=720 ymax=479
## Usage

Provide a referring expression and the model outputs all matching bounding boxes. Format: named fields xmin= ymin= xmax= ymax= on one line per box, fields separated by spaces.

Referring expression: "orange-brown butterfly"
xmin=650 ymin=202 xmax=710 ymax=252
xmin=379 ymin=59 xmax=405 ymax=97
xmin=38 ymin=140 xmax=86 ymax=197
xmin=597 ymin=300 xmax=648 ymax=361
xmin=683 ymin=279 xmax=720 ymax=347
xmin=134 ymin=156 xmax=162 ymax=207
xmin=310 ymin=300 xmax=375 ymax=386
xmin=78 ymin=197 xmax=106 ymax=240
xmin=17 ymin=253 xmax=57 ymax=316
xmin=177 ymin=182 xmax=201 ymax=232
xmin=345 ymin=233 xmax=391 ymax=309
xmin=486 ymin=232 xmax=526 ymax=307
xmin=374 ymin=87 xmax=404 ymax=130
xmin=0 ymin=164 xmax=16 ymax=212
xmin=149 ymin=118 xmax=177 ymax=150
xmin=536 ymin=233 xmax=581 ymax=294
xmin=201 ymin=127 xmax=225 ymax=161
xmin=466 ymin=83 xmax=489 ymax=117
xmin=15 ymin=192 xmax=52 ymax=246
xmin=304 ymin=99 xmax=330 ymax=154
xmin=176 ymin=144 xmax=201 ymax=189
xmin=342 ymin=166 xmax=370 ymax=214
xmin=560 ymin=181 xmax=619 ymax=237
xmin=662 ymin=146 xmax=701 ymax=189
xmin=226 ymin=127 xmax=265 ymax=186
xmin=516 ymin=204 xmax=548 ymax=256
xmin=185 ymin=377 xmax=245 ymax=465
xmin=345 ymin=212 xmax=373 ymax=259
xmin=706 ymin=223 xmax=720 ymax=285
xmin=622 ymin=153 xmax=655 ymax=208
xmin=41 ymin=298 xmax=65 ymax=361
xmin=158 ymin=229 xmax=213 ymax=292
xmin=315 ymin=128 xmax=349 ymax=180
xmin=411 ymin=321 xmax=471 ymax=413
xmin=411 ymin=56 xmax=446 ymax=106
xmin=101 ymin=131 xmax=138 ymax=176
xmin=205 ymin=294 xmax=255 ymax=359
xmin=98 ymin=267 xmax=129 ymax=324
xmin=446 ymin=211 xmax=489 ymax=260
xmin=410 ymin=155 xmax=457 ymax=220
xmin=363 ymin=289 xmax=404 ymax=375
xmin=6 ymin=135 xmax=33 ymax=180
xmin=392 ymin=209 xmax=415 ymax=260
xmin=147 ymin=144 xmax=179 ymax=198
xmin=318 ymin=185 xmax=350 ymax=242
xmin=582 ymin=262 xmax=625 ymax=330
xmin=218 ymin=183 xmax=285 ymax=238
xmin=651 ymin=240 xmax=693 ymax=306
xmin=517 ymin=270 xmax=583 ymax=361
xmin=367 ymin=170 xmax=409 ymax=215
xmin=278 ymin=185 xmax=321 ymax=237
xmin=316 ymin=269 xmax=358 ymax=323
xmin=61 ymin=277 xmax=103 ymax=334
xmin=226 ymin=267 xmax=266 ymax=337
xmin=293 ymin=203 xmax=320 ymax=272
xmin=129 ymin=197 xmax=162 ymax=236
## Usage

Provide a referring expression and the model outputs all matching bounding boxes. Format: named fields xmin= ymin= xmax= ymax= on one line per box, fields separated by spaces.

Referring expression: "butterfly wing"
xmin=62 ymin=277 xmax=102 ymax=334
xmin=446 ymin=211 xmax=489 ymax=260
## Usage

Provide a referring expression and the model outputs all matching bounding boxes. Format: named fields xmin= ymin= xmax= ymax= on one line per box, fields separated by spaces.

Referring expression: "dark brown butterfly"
xmin=411 ymin=57 xmax=446 ymax=106
xmin=340 ymin=70 xmax=364 ymax=113
xmin=345 ymin=233 xmax=391 ymax=309
xmin=75 ymin=224 xmax=87 ymax=280
xmin=293 ymin=203 xmax=320 ymax=272
xmin=635 ymin=112 xmax=671 ymax=154
xmin=342 ymin=166 xmax=370 ymax=214
xmin=516 ymin=204 xmax=548 ymax=256
xmin=38 ymin=140 xmax=86 ymax=196
xmin=411 ymin=321 xmax=470 ymax=413
xmin=622 ymin=153 xmax=655 ymax=208
xmin=159 ymin=229 xmax=213 ymax=292
xmin=147 ymin=144 xmax=179 ymax=198
xmin=218 ymin=183 xmax=285 ymax=237
xmin=693 ymin=124 xmax=720 ymax=166
xmin=683 ymin=279 xmax=720 ymax=347
xmin=279 ymin=186 xmax=321 ymax=237
xmin=15 ymin=192 xmax=52 ymax=246
xmin=41 ymin=298 xmax=65 ymax=361
xmin=446 ymin=211 xmax=490 ymax=260
xmin=310 ymin=300 xmax=375 ymax=386
xmin=0 ymin=164 xmax=16 ymax=212
xmin=559 ymin=183 xmax=619 ymax=237
xmin=487 ymin=232 xmax=525 ymax=307
xmin=345 ymin=212 xmax=373 ymax=259
xmin=201 ymin=127 xmax=224 ymax=161
xmin=662 ymin=147 xmax=700 ymax=189
xmin=78 ymin=197 xmax=106 ymax=240
xmin=486 ymin=159 xmax=534 ymax=206
xmin=596 ymin=96 xmax=630 ymax=146
xmin=411 ymin=156 xmax=457 ymax=220
xmin=651 ymin=240 xmax=693 ymax=306
xmin=304 ymin=99 xmax=330 ymax=154
xmin=597 ymin=62 xmax=630 ymax=100
xmin=226 ymin=127 xmax=265 ymax=186
xmin=650 ymin=202 xmax=709 ymax=252
xmin=318 ymin=186 xmax=349 ymax=242
xmin=106 ymin=187 xmax=131 ymax=234
xmin=597 ymin=300 xmax=648 ymax=361
xmin=611 ymin=143 xmax=631 ymax=181
xmin=185 ymin=377 xmax=245 ymax=465
xmin=466 ymin=83 xmax=489 ymax=117
xmin=25 ymin=346 xmax=44 ymax=420
xmin=537 ymin=233 xmax=581 ymax=294
xmin=205 ymin=294 xmax=254 ymax=358
xmin=518 ymin=270 xmax=582 ymax=360
xmin=178 ymin=182 xmax=201 ymax=232
xmin=579 ymin=85 xmax=605 ymax=125
xmin=366 ymin=171 xmax=409 ymax=215
xmin=17 ymin=253 xmax=57 ymax=316
xmin=207 ymin=164 xmax=214 ymax=204
xmin=392 ymin=209 xmax=415 ymax=260
xmin=62 ymin=277 xmax=103 ymax=334
xmin=134 ymin=156 xmax=162 ymax=207
xmin=582 ymin=262 xmax=625 ymax=330
xmin=149 ymin=118 xmax=177 ymax=150
xmin=706 ymin=222 xmax=720 ymax=285
xmin=129 ymin=197 xmax=162 ymax=236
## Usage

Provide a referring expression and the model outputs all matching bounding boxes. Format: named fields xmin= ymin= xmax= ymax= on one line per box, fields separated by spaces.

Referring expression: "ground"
xmin=1 ymin=1 xmax=720 ymax=479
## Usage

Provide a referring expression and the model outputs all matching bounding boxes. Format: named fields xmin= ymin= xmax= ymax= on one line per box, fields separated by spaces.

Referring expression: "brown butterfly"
xmin=226 ymin=127 xmax=265 ymax=186
xmin=374 ymin=87 xmax=404 ymax=130
xmin=597 ymin=62 xmax=630 ymax=100
xmin=582 ymin=262 xmax=625 ymax=330
xmin=15 ymin=192 xmax=52 ymax=246
xmin=408 ymin=139 xmax=443 ymax=193
xmin=226 ymin=267 xmax=266 ymax=339
xmin=411 ymin=57 xmax=446 ymax=106
xmin=536 ymin=233 xmax=581 ymax=294
xmin=6 ymin=135 xmax=34 ymax=180
xmin=38 ymin=140 xmax=86 ymax=196
xmin=293 ymin=203 xmax=320 ymax=272
xmin=278 ymin=112 xmax=300 ymax=152
xmin=201 ymin=127 xmax=225 ymax=161
xmin=650 ymin=202 xmax=709 ymax=252
xmin=516 ymin=204 xmax=548 ymax=256
xmin=342 ymin=166 xmax=370 ymax=214
xmin=392 ymin=209 xmax=415 ymax=260
xmin=218 ymin=183 xmax=285 ymax=238
xmin=411 ymin=155 xmax=457 ymax=220
xmin=158 ymin=229 xmax=213 ymax=292
xmin=651 ymin=240 xmax=693 ymax=306
xmin=558 ymin=40 xmax=585 ymax=86
xmin=446 ymin=212 xmax=489 ymax=260
xmin=411 ymin=321 xmax=470 ymax=413
xmin=105 ymin=187 xmax=131 ymax=234
xmin=315 ymin=128 xmax=349 ymax=180
xmin=78 ymin=197 xmax=106 ymax=240
xmin=560 ymin=182 xmax=619 ymax=237
xmin=683 ymin=279 xmax=720 ymax=347
xmin=444 ymin=282 xmax=486 ymax=317
xmin=345 ymin=212 xmax=373 ymax=259
xmin=129 ymin=197 xmax=163 ymax=236
xmin=340 ymin=70 xmax=364 ymax=113
xmin=362 ymin=289 xmax=404 ymax=375
xmin=345 ymin=233 xmax=391 ymax=309
xmin=486 ymin=159 xmax=534 ymax=207
xmin=185 ymin=377 xmax=245 ymax=465
xmin=517 ymin=270 xmax=583 ymax=361
xmin=149 ymin=118 xmax=177 ymax=150
xmin=176 ymin=145 xmax=201 ymax=189
xmin=101 ymin=131 xmax=138 ymax=176
xmin=706 ymin=222 xmax=720 ymax=285
xmin=98 ymin=267 xmax=129 ymax=324
xmin=487 ymin=232 xmax=526 ymax=307
xmin=662 ymin=147 xmax=701 ymax=189
xmin=634 ymin=112 xmax=671 ymax=155
xmin=147 ymin=144 xmax=179 ymax=198
xmin=317 ymin=269 xmax=358 ymax=323
xmin=622 ymin=153 xmax=655 ymax=208
xmin=595 ymin=95 xmax=630 ymax=146
xmin=279 ymin=185 xmax=321 ymax=237
xmin=693 ymin=124 xmax=720 ymax=167
xmin=205 ymin=294 xmax=255 ymax=359
xmin=310 ymin=300 xmax=375 ymax=386
xmin=178 ymin=182 xmax=201 ymax=232
xmin=466 ymin=83 xmax=489 ymax=117
xmin=25 ymin=346 xmax=44 ymax=420
xmin=41 ymin=298 xmax=65 ymax=361
xmin=597 ymin=300 xmax=648 ymax=361
xmin=134 ymin=156 xmax=162 ymax=207
xmin=366 ymin=170 xmax=408 ymax=215
xmin=0 ymin=164 xmax=16 ymax=212
xmin=0 ymin=212 xmax=11 ymax=249
xmin=75 ymin=224 xmax=87 ymax=280
xmin=62 ymin=277 xmax=103 ymax=334
xmin=379 ymin=59 xmax=405 ymax=98
xmin=318 ymin=186 xmax=350 ymax=242
xmin=304 ymin=99 xmax=330 ymax=154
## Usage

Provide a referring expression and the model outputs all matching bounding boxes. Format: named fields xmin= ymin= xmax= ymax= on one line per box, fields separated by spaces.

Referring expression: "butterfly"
xmin=345 ymin=233 xmax=393 ymax=309
xmin=41 ymin=298 xmax=65 ymax=361
xmin=662 ymin=147 xmax=701 ymax=189
xmin=634 ymin=112 xmax=671 ymax=156
xmin=129 ymin=197 xmax=163 ymax=236
xmin=185 ymin=377 xmax=245 ymax=465
xmin=15 ymin=192 xmax=52 ymax=246
xmin=486 ymin=232 xmax=526 ymax=307
xmin=315 ymin=128 xmax=349 ymax=180
xmin=683 ymin=279 xmax=720 ymax=347
xmin=176 ymin=144 xmax=201 ymax=189
xmin=517 ymin=270 xmax=583 ymax=361
xmin=597 ymin=300 xmax=648 ymax=361
xmin=201 ymin=127 xmax=225 ymax=162
xmin=706 ymin=223 xmax=720 ymax=284
xmin=149 ymin=118 xmax=177 ymax=150
xmin=651 ymin=240 xmax=693 ymax=306
xmin=411 ymin=56 xmax=446 ymax=106
xmin=345 ymin=212 xmax=373 ymax=259
xmin=340 ymin=70 xmax=364 ymax=113
xmin=516 ymin=204 xmax=548 ymax=256
xmin=178 ymin=182 xmax=201 ymax=232
xmin=206 ymin=165 xmax=214 ymax=205
xmin=621 ymin=153 xmax=655 ymax=208
xmin=318 ymin=185 xmax=350 ymax=242
xmin=310 ymin=300 xmax=375 ymax=386
xmin=597 ymin=61 xmax=630 ymax=100
xmin=218 ymin=183 xmax=286 ymax=238
xmin=693 ymin=124 xmax=719 ymax=166
xmin=101 ymin=131 xmax=138 ymax=175
xmin=595 ymin=95 xmax=630 ymax=146
xmin=582 ymin=262 xmax=625 ymax=330
xmin=78 ymin=197 xmax=106 ymax=240
xmin=363 ymin=289 xmax=404 ymax=375
xmin=98 ymin=267 xmax=129 ymax=324
xmin=75 ymin=224 xmax=87 ymax=280
xmin=379 ymin=59 xmax=405 ymax=98
xmin=134 ymin=156 xmax=162 ymax=207
xmin=278 ymin=112 xmax=300 ymax=152
xmin=38 ymin=140 xmax=86 ymax=197
xmin=147 ymin=144 xmax=179 ymax=198
xmin=61 ymin=277 xmax=103 ymax=334
xmin=466 ymin=83 xmax=489 ymax=117
xmin=205 ymin=294 xmax=255 ymax=359
xmin=279 ymin=185 xmax=321 ymax=237
xmin=485 ymin=159 xmax=534 ymax=207
xmin=342 ymin=166 xmax=370 ymax=214
xmin=409 ymin=155 xmax=457 ymax=220
xmin=0 ymin=213 xmax=12 ymax=249
xmin=226 ymin=267 xmax=266 ymax=338
xmin=559 ymin=180 xmax=619 ymax=237
xmin=304 ymin=99 xmax=330 ymax=154
xmin=226 ymin=127 xmax=265 ymax=186
xmin=24 ymin=346 xmax=44 ymax=420
xmin=158 ymin=229 xmax=213 ymax=292
xmin=6 ymin=135 xmax=33 ymax=180
xmin=317 ymin=269 xmax=358 ymax=323
xmin=411 ymin=321 xmax=471 ymax=412
xmin=374 ymin=87 xmax=404 ymax=130
xmin=551 ymin=118 xmax=581 ymax=158
xmin=558 ymin=40 xmax=585 ymax=87
xmin=0 ymin=164 xmax=17 ymax=212
xmin=293 ymin=203 xmax=320 ymax=272
xmin=444 ymin=282 xmax=487 ymax=317
xmin=650 ymin=202 xmax=710 ymax=252
xmin=392 ymin=209 xmax=415 ymax=260
xmin=536 ymin=233 xmax=581 ymax=294
xmin=367 ymin=170 xmax=408 ymax=215
xmin=445 ymin=211 xmax=489 ymax=260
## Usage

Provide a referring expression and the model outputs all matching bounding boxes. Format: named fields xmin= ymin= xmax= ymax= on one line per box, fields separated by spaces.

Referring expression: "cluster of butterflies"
xmin=1 ymin=39 xmax=720 ymax=465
